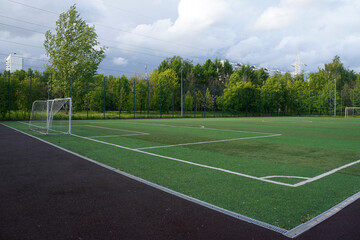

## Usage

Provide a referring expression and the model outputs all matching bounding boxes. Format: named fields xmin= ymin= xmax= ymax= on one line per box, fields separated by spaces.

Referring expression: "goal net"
xmin=345 ymin=107 xmax=360 ymax=118
xmin=29 ymin=98 xmax=72 ymax=134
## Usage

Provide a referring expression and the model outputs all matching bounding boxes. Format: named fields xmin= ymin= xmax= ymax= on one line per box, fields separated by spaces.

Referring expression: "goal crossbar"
xmin=29 ymin=98 xmax=72 ymax=134
xmin=345 ymin=107 xmax=360 ymax=118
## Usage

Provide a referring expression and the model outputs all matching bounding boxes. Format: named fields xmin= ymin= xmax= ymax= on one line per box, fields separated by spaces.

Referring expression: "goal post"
xmin=345 ymin=107 xmax=360 ymax=118
xmin=29 ymin=98 xmax=72 ymax=134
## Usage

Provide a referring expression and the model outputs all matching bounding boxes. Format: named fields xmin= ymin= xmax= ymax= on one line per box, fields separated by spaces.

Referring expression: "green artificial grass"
xmin=3 ymin=116 xmax=360 ymax=229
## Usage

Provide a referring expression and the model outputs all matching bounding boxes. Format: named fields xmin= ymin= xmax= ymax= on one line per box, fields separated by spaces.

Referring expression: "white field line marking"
xmin=261 ymin=120 xmax=313 ymax=123
xmin=74 ymin=124 xmax=149 ymax=135
xmin=136 ymin=134 xmax=282 ymax=150
xmin=71 ymin=133 xmax=360 ymax=188
xmin=293 ymin=159 xmax=360 ymax=187
xmin=101 ymin=121 xmax=281 ymax=136
xmin=261 ymin=175 xmax=310 ymax=180
xmin=19 ymin=121 xmax=67 ymax=134
xmin=20 ymin=121 xmax=360 ymax=188
xmin=70 ymin=133 xmax=295 ymax=187
xmin=21 ymin=121 xmax=149 ymax=138
xmin=89 ymin=133 xmax=150 ymax=138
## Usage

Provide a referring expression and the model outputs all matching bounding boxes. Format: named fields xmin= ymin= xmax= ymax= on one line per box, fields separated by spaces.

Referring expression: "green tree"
xmin=235 ymin=65 xmax=256 ymax=83
xmin=261 ymin=73 xmax=288 ymax=113
xmin=214 ymin=59 xmax=233 ymax=85
xmin=44 ymin=5 xmax=106 ymax=111
xmin=158 ymin=56 xmax=193 ymax=82
xmin=192 ymin=63 xmax=204 ymax=85
xmin=218 ymin=81 xmax=256 ymax=114
xmin=118 ymin=75 xmax=131 ymax=112
xmin=184 ymin=90 xmax=194 ymax=111
xmin=255 ymin=68 xmax=269 ymax=87
xmin=0 ymin=73 xmax=9 ymax=118
xmin=205 ymin=88 xmax=214 ymax=111
xmin=134 ymin=78 xmax=148 ymax=114
xmin=309 ymin=70 xmax=327 ymax=91
xmin=195 ymin=89 xmax=204 ymax=111
xmin=16 ymin=75 xmax=47 ymax=112
xmin=287 ymin=79 xmax=308 ymax=115
xmin=150 ymin=69 xmax=179 ymax=113
xmin=202 ymin=59 xmax=218 ymax=86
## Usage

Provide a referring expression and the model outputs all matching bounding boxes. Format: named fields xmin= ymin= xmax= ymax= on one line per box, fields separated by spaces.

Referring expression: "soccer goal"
xmin=345 ymin=107 xmax=360 ymax=118
xmin=29 ymin=98 xmax=72 ymax=134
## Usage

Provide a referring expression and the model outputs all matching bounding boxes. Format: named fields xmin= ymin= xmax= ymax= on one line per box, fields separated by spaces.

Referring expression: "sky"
xmin=1 ymin=0 xmax=360 ymax=77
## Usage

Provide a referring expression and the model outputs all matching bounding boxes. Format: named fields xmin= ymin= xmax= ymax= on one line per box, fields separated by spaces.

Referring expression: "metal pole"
xmin=308 ymin=91 xmax=311 ymax=116
xmin=270 ymin=91 xmax=273 ymax=115
xmin=87 ymin=77 xmax=89 ymax=120
xmin=118 ymin=77 xmax=121 ymax=119
xmin=50 ymin=73 xmax=53 ymax=99
xmin=160 ymin=80 xmax=162 ymax=118
xmin=329 ymin=90 xmax=332 ymax=116
xmin=172 ymin=83 xmax=175 ymax=118
xmin=319 ymin=91 xmax=321 ymax=116
xmin=353 ymin=89 xmax=355 ymax=117
xmin=147 ymin=77 xmax=149 ymax=118
xmin=69 ymin=75 xmax=71 ymax=98
xmin=194 ymin=89 xmax=197 ymax=118
xmin=334 ymin=79 xmax=336 ymax=117
xmin=213 ymin=94 xmax=215 ymax=118
xmin=181 ymin=65 xmax=183 ymax=117
xmin=8 ymin=72 xmax=10 ymax=120
xmin=340 ymin=90 xmax=343 ymax=116
xmin=230 ymin=87 xmax=232 ymax=117
xmin=103 ymin=76 xmax=106 ymax=119
xmin=183 ymin=82 xmax=186 ymax=117
xmin=146 ymin=64 xmax=149 ymax=118
xmin=203 ymin=85 xmax=206 ymax=118
xmin=222 ymin=88 xmax=224 ymax=117
xmin=238 ymin=89 xmax=241 ymax=117
xmin=29 ymin=74 xmax=32 ymax=112
xmin=133 ymin=79 xmax=136 ymax=119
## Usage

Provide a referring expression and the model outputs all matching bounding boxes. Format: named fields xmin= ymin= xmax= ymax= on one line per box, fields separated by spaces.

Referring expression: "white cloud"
xmin=118 ymin=0 xmax=230 ymax=57
xmin=254 ymin=6 xmax=295 ymax=31
xmin=171 ymin=0 xmax=228 ymax=33
xmin=113 ymin=57 xmax=128 ymax=66
xmin=2 ymin=0 xmax=360 ymax=75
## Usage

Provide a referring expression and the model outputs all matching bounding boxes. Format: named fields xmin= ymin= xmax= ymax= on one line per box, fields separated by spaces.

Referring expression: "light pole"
xmin=334 ymin=79 xmax=336 ymax=117
xmin=181 ymin=64 xmax=183 ymax=117
xmin=145 ymin=64 xmax=149 ymax=117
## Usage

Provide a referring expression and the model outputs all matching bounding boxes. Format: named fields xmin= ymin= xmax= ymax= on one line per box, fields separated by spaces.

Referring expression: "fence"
xmin=1 ymin=74 xmax=359 ymax=121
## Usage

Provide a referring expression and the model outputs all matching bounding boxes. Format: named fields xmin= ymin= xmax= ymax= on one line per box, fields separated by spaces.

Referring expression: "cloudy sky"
xmin=1 ymin=0 xmax=360 ymax=77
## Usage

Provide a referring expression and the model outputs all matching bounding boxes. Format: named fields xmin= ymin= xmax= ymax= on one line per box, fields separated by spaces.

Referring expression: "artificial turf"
xmin=3 ymin=116 xmax=360 ymax=229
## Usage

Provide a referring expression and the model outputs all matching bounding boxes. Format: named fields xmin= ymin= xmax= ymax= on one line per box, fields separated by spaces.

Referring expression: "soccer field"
xmin=4 ymin=117 xmax=360 ymax=234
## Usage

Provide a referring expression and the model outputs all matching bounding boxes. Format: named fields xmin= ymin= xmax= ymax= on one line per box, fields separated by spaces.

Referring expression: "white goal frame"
xmin=29 ymin=98 xmax=72 ymax=134
xmin=345 ymin=107 xmax=360 ymax=118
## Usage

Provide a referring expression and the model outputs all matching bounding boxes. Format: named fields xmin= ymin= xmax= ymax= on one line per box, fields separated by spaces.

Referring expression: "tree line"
xmin=1 ymin=5 xmax=359 ymax=120
xmin=1 ymin=55 xmax=359 ymax=120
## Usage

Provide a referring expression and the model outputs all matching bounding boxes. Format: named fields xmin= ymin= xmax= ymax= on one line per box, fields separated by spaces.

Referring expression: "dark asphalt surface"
xmin=1 ymin=123 xmax=359 ymax=240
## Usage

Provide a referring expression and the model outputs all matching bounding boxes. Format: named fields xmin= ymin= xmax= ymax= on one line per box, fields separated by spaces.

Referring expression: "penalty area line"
xmin=293 ymin=159 xmax=360 ymax=187
xmin=136 ymin=134 xmax=282 ymax=150
xmin=69 ymin=133 xmax=294 ymax=187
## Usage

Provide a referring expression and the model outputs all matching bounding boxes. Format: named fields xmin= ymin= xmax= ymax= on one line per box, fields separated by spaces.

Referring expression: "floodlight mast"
xmin=334 ymin=79 xmax=336 ymax=117
xmin=181 ymin=63 xmax=183 ymax=117
xmin=145 ymin=64 xmax=149 ymax=117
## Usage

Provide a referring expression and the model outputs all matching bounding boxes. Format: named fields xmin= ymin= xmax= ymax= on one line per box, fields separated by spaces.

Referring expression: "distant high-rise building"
xmin=6 ymin=53 xmax=23 ymax=73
